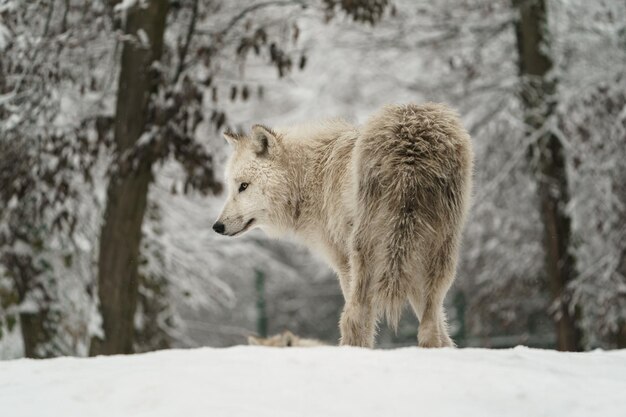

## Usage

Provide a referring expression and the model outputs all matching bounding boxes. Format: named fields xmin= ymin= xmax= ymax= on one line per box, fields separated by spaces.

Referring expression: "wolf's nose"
xmin=212 ymin=222 xmax=225 ymax=234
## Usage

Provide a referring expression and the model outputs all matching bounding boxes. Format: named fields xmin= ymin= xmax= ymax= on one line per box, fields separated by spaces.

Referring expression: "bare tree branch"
xmin=174 ymin=0 xmax=200 ymax=84
xmin=216 ymin=0 xmax=308 ymax=38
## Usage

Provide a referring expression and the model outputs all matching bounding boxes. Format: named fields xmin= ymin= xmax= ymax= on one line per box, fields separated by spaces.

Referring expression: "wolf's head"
xmin=213 ymin=124 xmax=289 ymax=237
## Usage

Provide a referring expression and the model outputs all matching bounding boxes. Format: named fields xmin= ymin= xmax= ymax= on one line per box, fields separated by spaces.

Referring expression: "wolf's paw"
xmin=418 ymin=338 xmax=454 ymax=348
xmin=418 ymin=338 xmax=442 ymax=348
xmin=439 ymin=333 xmax=456 ymax=348
xmin=339 ymin=306 xmax=374 ymax=348
xmin=339 ymin=333 xmax=370 ymax=347
xmin=418 ymin=325 xmax=454 ymax=348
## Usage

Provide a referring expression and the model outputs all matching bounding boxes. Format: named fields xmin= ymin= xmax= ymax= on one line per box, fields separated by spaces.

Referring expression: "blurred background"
xmin=0 ymin=0 xmax=624 ymax=359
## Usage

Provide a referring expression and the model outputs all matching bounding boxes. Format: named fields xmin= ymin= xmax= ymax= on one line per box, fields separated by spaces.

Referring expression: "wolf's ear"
xmin=251 ymin=124 xmax=279 ymax=157
xmin=223 ymin=129 xmax=242 ymax=145
xmin=248 ymin=336 xmax=261 ymax=345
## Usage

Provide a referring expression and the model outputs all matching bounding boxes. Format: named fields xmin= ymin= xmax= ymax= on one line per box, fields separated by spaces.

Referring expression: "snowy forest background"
xmin=0 ymin=0 xmax=624 ymax=359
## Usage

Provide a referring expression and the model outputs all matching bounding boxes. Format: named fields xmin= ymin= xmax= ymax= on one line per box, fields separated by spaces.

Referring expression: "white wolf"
xmin=214 ymin=103 xmax=473 ymax=348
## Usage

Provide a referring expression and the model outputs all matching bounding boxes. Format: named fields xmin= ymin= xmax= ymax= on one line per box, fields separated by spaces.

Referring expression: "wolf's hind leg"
xmin=418 ymin=299 xmax=454 ymax=348
xmin=408 ymin=287 xmax=452 ymax=348
xmin=416 ymin=238 xmax=458 ymax=348
xmin=339 ymin=244 xmax=378 ymax=348
xmin=408 ymin=291 xmax=424 ymax=322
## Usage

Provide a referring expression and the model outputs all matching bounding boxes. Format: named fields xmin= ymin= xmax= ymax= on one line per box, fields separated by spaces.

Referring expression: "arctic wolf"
xmin=248 ymin=331 xmax=325 ymax=347
xmin=214 ymin=103 xmax=473 ymax=348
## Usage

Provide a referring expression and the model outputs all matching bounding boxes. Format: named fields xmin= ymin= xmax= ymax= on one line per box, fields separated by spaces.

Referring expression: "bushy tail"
xmin=371 ymin=173 xmax=421 ymax=331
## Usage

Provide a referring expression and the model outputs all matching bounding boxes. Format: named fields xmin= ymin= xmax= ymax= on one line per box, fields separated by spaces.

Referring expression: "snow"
xmin=1 ymin=346 xmax=625 ymax=417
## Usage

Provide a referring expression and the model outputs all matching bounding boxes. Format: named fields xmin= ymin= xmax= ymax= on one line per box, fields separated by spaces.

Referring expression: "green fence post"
xmin=255 ymin=269 xmax=268 ymax=338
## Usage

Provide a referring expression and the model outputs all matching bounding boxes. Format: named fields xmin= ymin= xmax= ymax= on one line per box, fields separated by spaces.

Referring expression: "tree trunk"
xmin=9 ymin=251 xmax=57 ymax=358
xmin=20 ymin=311 xmax=52 ymax=358
xmin=616 ymin=250 xmax=626 ymax=348
xmin=617 ymin=324 xmax=626 ymax=349
xmin=513 ymin=0 xmax=582 ymax=351
xmin=90 ymin=0 xmax=169 ymax=356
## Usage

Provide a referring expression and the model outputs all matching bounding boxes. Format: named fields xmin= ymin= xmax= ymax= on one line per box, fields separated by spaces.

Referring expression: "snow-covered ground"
xmin=1 ymin=347 xmax=625 ymax=417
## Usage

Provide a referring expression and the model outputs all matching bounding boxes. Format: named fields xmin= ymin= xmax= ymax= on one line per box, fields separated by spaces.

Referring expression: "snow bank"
xmin=1 ymin=346 xmax=625 ymax=417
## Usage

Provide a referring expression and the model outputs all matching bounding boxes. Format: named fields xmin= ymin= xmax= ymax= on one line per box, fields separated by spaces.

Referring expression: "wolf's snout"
xmin=212 ymin=222 xmax=225 ymax=234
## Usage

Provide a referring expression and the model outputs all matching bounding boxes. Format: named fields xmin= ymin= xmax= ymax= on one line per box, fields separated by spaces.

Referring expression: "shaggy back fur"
xmin=215 ymin=103 xmax=473 ymax=348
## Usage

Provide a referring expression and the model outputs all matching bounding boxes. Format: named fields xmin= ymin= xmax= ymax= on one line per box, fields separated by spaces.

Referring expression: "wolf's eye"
xmin=238 ymin=182 xmax=249 ymax=193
